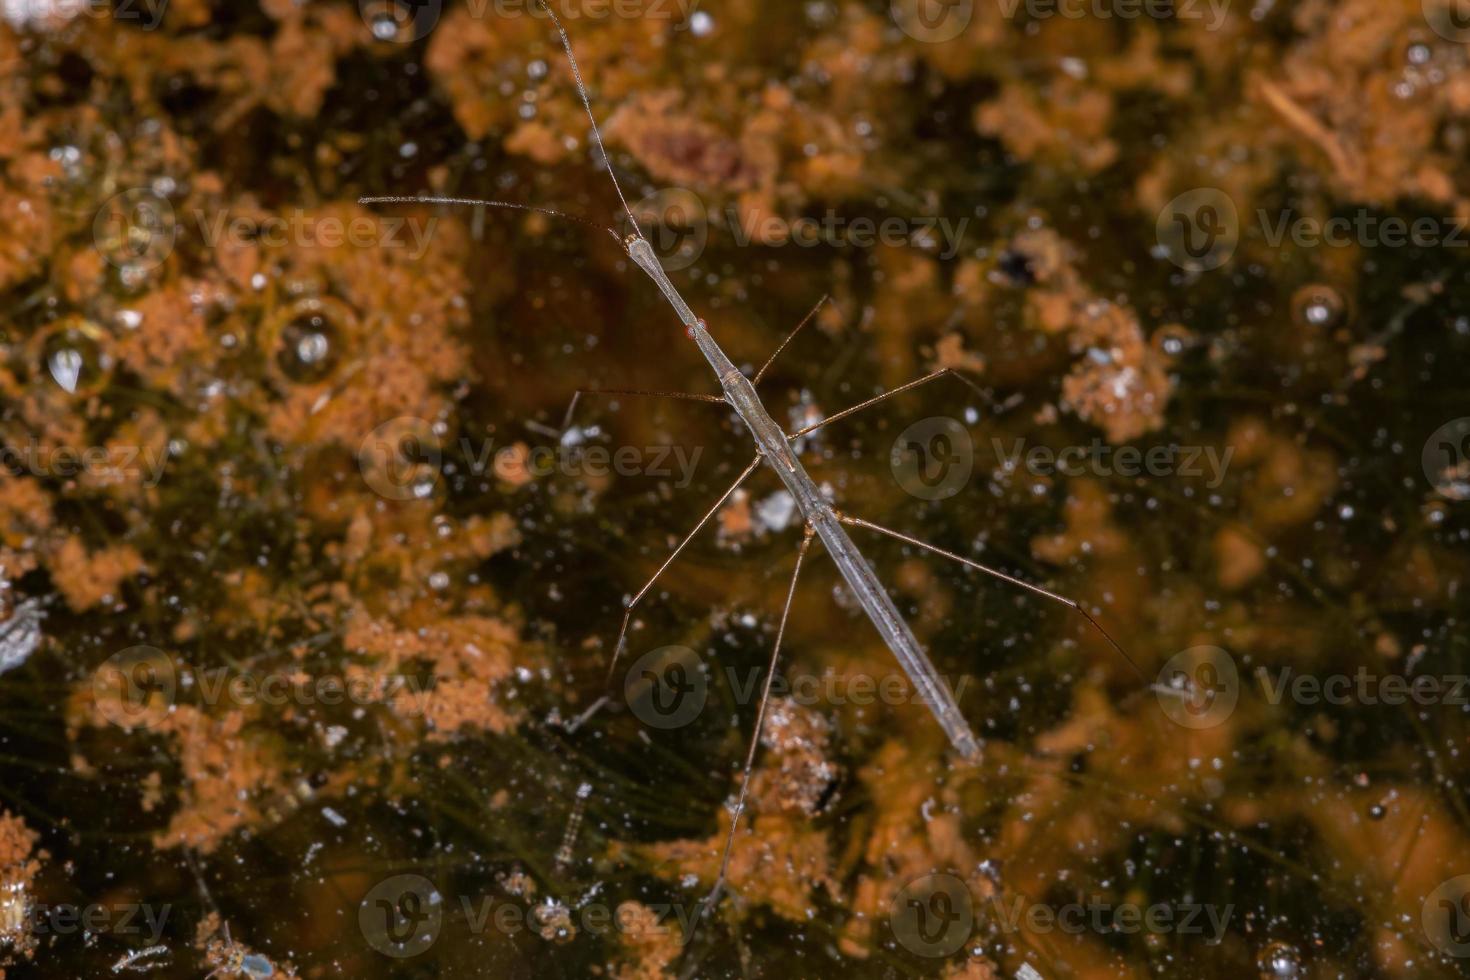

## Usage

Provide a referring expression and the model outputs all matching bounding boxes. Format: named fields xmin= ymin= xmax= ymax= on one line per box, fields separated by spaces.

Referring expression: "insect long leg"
xmin=604 ymin=454 xmax=764 ymax=686
xmin=837 ymin=514 xmax=1147 ymax=682
xmin=752 ymin=295 xmax=829 ymax=386
xmin=691 ymin=524 xmax=817 ymax=943
xmin=561 ymin=388 xmax=727 ymax=434
xmin=787 ymin=368 xmax=990 ymax=440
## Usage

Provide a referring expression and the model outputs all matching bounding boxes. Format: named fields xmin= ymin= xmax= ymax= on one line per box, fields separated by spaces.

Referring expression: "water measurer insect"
xmin=362 ymin=0 xmax=1141 ymax=927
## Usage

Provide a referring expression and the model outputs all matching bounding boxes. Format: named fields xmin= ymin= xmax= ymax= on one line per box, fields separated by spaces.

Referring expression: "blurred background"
xmin=0 ymin=0 xmax=1468 ymax=976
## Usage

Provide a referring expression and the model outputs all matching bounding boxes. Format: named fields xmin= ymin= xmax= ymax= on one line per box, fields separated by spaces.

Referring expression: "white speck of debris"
xmin=755 ymin=491 xmax=797 ymax=533
xmin=689 ymin=10 xmax=714 ymax=35
xmin=321 ymin=806 xmax=347 ymax=828
xmin=111 ymin=945 xmax=169 ymax=973
xmin=1059 ymin=57 xmax=1088 ymax=79
xmin=0 ymin=598 xmax=45 ymax=674
xmin=322 ymin=725 xmax=348 ymax=749
xmin=1016 ymin=965 xmax=1046 ymax=980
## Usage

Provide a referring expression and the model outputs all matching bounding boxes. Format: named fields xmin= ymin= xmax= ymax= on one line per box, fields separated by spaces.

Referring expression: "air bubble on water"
xmin=428 ymin=571 xmax=450 ymax=591
xmin=1256 ymin=940 xmax=1303 ymax=978
xmin=277 ymin=312 xmax=338 ymax=383
xmin=689 ymin=10 xmax=714 ymax=35
xmin=528 ymin=59 xmax=548 ymax=80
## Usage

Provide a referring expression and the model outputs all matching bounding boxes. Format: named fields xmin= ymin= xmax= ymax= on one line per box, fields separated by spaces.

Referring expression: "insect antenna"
xmin=358 ymin=195 xmax=623 ymax=247
xmin=533 ymin=0 xmax=643 ymax=236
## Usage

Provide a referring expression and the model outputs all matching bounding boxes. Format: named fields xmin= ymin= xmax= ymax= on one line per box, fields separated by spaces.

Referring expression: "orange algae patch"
xmin=636 ymin=700 xmax=841 ymax=923
xmin=0 ymin=811 xmax=42 ymax=971
xmin=610 ymin=901 xmax=685 ymax=980
xmin=48 ymin=536 xmax=145 ymax=612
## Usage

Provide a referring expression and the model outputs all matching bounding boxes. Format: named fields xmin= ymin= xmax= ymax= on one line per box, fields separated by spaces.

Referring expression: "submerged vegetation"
xmin=0 ymin=0 xmax=1467 ymax=976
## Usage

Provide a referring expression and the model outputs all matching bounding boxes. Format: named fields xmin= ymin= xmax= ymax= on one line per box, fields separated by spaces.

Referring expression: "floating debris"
xmin=0 ymin=598 xmax=44 ymax=675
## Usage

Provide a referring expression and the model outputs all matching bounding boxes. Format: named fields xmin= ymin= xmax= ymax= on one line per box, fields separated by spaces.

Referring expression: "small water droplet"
xmin=1257 ymin=940 xmax=1303 ymax=979
xmin=1290 ymin=284 xmax=1347 ymax=330
xmin=39 ymin=322 xmax=109 ymax=396
xmin=274 ymin=307 xmax=341 ymax=384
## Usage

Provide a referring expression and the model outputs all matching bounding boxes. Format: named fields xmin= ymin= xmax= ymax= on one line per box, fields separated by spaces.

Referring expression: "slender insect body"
xmin=361 ymin=0 xmax=1140 ymax=938
xmin=685 ymin=314 xmax=982 ymax=759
